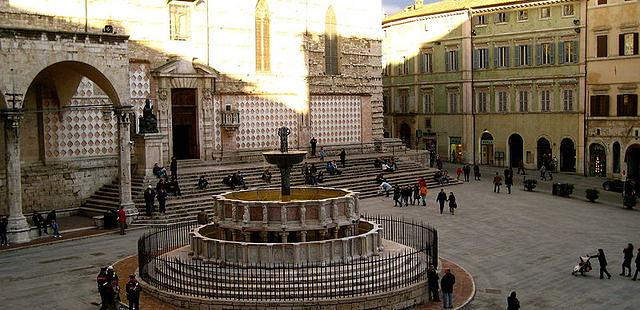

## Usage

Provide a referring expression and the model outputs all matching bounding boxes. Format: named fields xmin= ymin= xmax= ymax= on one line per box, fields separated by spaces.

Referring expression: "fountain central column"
xmin=262 ymin=127 xmax=307 ymax=199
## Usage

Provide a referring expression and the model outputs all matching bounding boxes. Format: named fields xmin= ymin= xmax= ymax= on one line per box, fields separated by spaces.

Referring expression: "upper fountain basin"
xmin=263 ymin=150 xmax=307 ymax=167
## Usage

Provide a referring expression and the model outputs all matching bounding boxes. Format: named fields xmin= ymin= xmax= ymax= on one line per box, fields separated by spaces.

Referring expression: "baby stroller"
xmin=571 ymin=255 xmax=593 ymax=276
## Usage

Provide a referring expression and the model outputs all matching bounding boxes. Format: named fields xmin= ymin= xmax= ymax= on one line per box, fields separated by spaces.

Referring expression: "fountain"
xmin=136 ymin=127 xmax=439 ymax=309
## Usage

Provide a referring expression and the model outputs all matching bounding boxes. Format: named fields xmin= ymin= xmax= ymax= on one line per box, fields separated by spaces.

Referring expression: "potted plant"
xmin=558 ymin=183 xmax=575 ymax=197
xmin=523 ymin=179 xmax=537 ymax=191
xmin=585 ymin=189 xmax=599 ymax=202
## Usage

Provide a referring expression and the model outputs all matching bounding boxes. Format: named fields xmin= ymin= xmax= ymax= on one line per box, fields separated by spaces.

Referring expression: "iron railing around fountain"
xmin=138 ymin=215 xmax=438 ymax=301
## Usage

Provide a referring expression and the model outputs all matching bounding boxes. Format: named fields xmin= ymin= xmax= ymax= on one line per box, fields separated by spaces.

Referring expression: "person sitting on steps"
xmin=197 ymin=176 xmax=208 ymax=190
xmin=261 ymin=169 xmax=272 ymax=183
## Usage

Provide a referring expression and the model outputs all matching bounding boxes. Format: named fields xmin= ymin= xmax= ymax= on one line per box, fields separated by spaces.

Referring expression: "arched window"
xmin=255 ymin=0 xmax=270 ymax=72
xmin=613 ymin=142 xmax=621 ymax=173
xmin=325 ymin=6 xmax=339 ymax=75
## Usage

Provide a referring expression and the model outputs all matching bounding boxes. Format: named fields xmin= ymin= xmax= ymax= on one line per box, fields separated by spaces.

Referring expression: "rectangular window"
xmin=560 ymin=41 xmax=578 ymax=63
xmin=397 ymin=90 xmax=409 ymax=113
xmin=620 ymin=33 xmax=639 ymax=56
xmin=446 ymin=50 xmax=459 ymax=71
xmin=537 ymin=43 xmax=554 ymax=65
xmin=516 ymin=45 xmax=532 ymax=66
xmin=497 ymin=91 xmax=509 ymax=112
xmin=383 ymin=94 xmax=390 ymax=113
xmin=540 ymin=7 xmax=551 ymax=19
xmin=496 ymin=12 xmax=508 ymax=23
xmin=422 ymin=93 xmax=433 ymax=113
xmin=540 ymin=90 xmax=551 ymax=111
xmin=495 ymin=46 xmax=510 ymax=68
xmin=617 ymin=94 xmax=638 ymax=116
xmin=403 ymin=56 xmax=411 ymax=75
xmin=563 ymin=89 xmax=574 ymax=111
xmin=420 ymin=52 xmax=433 ymax=73
xmin=517 ymin=10 xmax=528 ymax=21
xmin=590 ymin=95 xmax=609 ymax=116
xmin=519 ymin=91 xmax=529 ymax=112
xmin=476 ymin=15 xmax=486 ymax=25
xmin=563 ymin=4 xmax=574 ymax=16
xmin=596 ymin=35 xmax=608 ymax=58
xmin=477 ymin=92 xmax=488 ymax=113
xmin=170 ymin=4 xmax=191 ymax=41
xmin=448 ymin=93 xmax=459 ymax=113
xmin=425 ymin=118 xmax=432 ymax=128
xmin=597 ymin=0 xmax=607 ymax=4
xmin=475 ymin=48 xmax=489 ymax=69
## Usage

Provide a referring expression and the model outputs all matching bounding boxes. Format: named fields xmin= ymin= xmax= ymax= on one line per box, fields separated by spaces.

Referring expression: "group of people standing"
xmin=492 ymin=168 xmax=514 ymax=194
xmin=591 ymin=244 xmax=640 ymax=281
xmin=427 ymin=265 xmax=457 ymax=308
xmin=96 ymin=266 xmax=141 ymax=310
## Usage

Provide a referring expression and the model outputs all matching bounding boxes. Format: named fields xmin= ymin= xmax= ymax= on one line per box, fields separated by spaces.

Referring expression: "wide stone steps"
xmin=146 ymin=253 xmax=426 ymax=298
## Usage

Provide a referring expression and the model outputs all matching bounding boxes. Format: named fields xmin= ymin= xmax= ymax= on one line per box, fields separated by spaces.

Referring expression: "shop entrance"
xmin=480 ymin=132 xmax=494 ymax=165
xmin=537 ymin=138 xmax=552 ymax=169
xmin=589 ymin=143 xmax=607 ymax=177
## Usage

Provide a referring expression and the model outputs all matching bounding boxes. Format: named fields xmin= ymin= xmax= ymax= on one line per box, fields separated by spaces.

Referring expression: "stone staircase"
xmin=80 ymin=175 xmax=147 ymax=216
xmin=131 ymin=153 xmax=461 ymax=225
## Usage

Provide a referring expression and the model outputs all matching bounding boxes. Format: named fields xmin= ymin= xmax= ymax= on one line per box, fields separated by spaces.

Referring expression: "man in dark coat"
xmin=621 ymin=243 xmax=634 ymax=277
xmin=463 ymin=164 xmax=471 ymax=182
xmin=426 ymin=264 xmax=440 ymax=301
xmin=0 ymin=215 xmax=8 ymax=246
xmin=32 ymin=210 xmax=47 ymax=236
xmin=170 ymin=156 xmax=178 ymax=177
xmin=505 ymin=168 xmax=514 ymax=194
xmin=591 ymin=248 xmax=612 ymax=279
xmin=310 ymin=137 xmax=317 ymax=157
xmin=96 ymin=267 xmax=110 ymax=310
xmin=393 ymin=185 xmax=401 ymax=207
xmin=436 ymin=189 xmax=447 ymax=214
xmin=339 ymin=148 xmax=346 ymax=168
xmin=440 ymin=268 xmax=455 ymax=309
xmin=507 ymin=291 xmax=520 ymax=310
xmin=157 ymin=188 xmax=168 ymax=214
xmin=632 ymin=248 xmax=640 ymax=280
xmin=473 ymin=164 xmax=480 ymax=180
xmin=143 ymin=185 xmax=156 ymax=216
xmin=126 ymin=274 xmax=142 ymax=310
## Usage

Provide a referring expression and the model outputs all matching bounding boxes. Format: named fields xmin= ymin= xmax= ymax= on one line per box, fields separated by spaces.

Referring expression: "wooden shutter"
xmin=634 ymin=33 xmax=639 ymax=55
xmin=484 ymin=49 xmax=489 ymax=68
xmin=549 ymin=44 xmax=555 ymax=64
xmin=445 ymin=52 xmax=450 ymax=71
xmin=505 ymin=47 xmax=510 ymax=67
xmin=558 ymin=42 xmax=565 ymax=64
xmin=473 ymin=49 xmax=479 ymax=69
xmin=494 ymin=47 xmax=499 ymax=67
xmin=572 ymin=40 xmax=579 ymax=63
xmin=619 ymin=34 xmax=625 ymax=56
xmin=536 ymin=45 xmax=542 ymax=65
xmin=527 ymin=45 xmax=533 ymax=65
xmin=597 ymin=35 xmax=607 ymax=57
xmin=514 ymin=46 xmax=520 ymax=67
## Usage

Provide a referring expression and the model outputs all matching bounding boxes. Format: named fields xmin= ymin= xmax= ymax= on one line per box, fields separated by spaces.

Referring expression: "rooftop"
xmin=383 ymin=0 xmax=529 ymax=24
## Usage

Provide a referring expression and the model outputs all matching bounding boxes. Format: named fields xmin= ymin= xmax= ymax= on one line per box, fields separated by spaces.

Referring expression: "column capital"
xmin=1 ymin=109 xmax=24 ymax=128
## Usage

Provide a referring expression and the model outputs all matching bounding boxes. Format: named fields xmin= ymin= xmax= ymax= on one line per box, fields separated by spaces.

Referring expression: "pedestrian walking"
xmin=436 ymin=189 xmax=447 ymax=214
xmin=319 ymin=147 xmax=326 ymax=161
xmin=117 ymin=206 xmax=126 ymax=235
xmin=157 ymin=188 xmax=168 ymax=214
xmin=32 ymin=210 xmax=47 ymax=236
xmin=310 ymin=137 xmax=317 ymax=157
xmin=97 ymin=267 xmax=109 ymax=310
xmin=463 ymin=164 xmax=471 ymax=182
xmin=441 ymin=268 xmax=456 ymax=309
xmin=412 ymin=184 xmax=420 ymax=205
xmin=427 ymin=264 xmax=440 ymax=302
xmin=539 ymin=165 xmax=547 ymax=181
xmin=517 ymin=160 xmax=526 ymax=175
xmin=505 ymin=169 xmax=513 ymax=194
xmin=170 ymin=156 xmax=178 ymax=177
xmin=143 ymin=185 xmax=156 ymax=216
xmin=393 ymin=185 xmax=401 ymax=207
xmin=126 ymin=274 xmax=142 ymax=310
xmin=339 ymin=148 xmax=346 ymax=168
xmin=507 ymin=291 xmax=520 ymax=310
xmin=591 ymin=249 xmax=612 ymax=279
xmin=456 ymin=167 xmax=462 ymax=180
xmin=106 ymin=266 xmax=120 ymax=307
xmin=378 ymin=181 xmax=392 ymax=197
xmin=493 ymin=172 xmax=502 ymax=193
xmin=401 ymin=186 xmax=411 ymax=207
xmin=473 ymin=164 xmax=480 ymax=180
xmin=447 ymin=192 xmax=457 ymax=215
xmin=419 ymin=184 xmax=428 ymax=206
xmin=0 ymin=215 xmax=8 ymax=246
xmin=632 ymin=248 xmax=640 ymax=280
xmin=621 ymin=243 xmax=634 ymax=277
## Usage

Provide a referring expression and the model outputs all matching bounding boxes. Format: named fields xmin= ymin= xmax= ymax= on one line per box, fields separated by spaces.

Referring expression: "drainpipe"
xmin=469 ymin=9 xmax=476 ymax=164
xmin=84 ymin=0 xmax=88 ymax=33
xmin=582 ymin=1 xmax=588 ymax=176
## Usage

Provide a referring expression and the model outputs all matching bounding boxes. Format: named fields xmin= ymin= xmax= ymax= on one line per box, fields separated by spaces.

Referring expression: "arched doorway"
xmin=399 ymin=123 xmax=412 ymax=148
xmin=508 ymin=134 xmax=523 ymax=168
xmin=480 ymin=132 xmax=494 ymax=165
xmin=626 ymin=144 xmax=640 ymax=180
xmin=589 ymin=143 xmax=606 ymax=177
xmin=560 ymin=138 xmax=576 ymax=172
xmin=537 ymin=138 xmax=552 ymax=169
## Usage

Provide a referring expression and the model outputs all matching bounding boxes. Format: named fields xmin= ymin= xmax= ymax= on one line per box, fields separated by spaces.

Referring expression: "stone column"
xmin=2 ymin=111 xmax=30 ymax=243
xmin=114 ymin=107 xmax=137 ymax=223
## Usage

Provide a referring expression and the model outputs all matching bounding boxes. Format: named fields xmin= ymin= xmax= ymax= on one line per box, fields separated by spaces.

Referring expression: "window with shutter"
xmin=590 ymin=95 xmax=609 ymax=116
xmin=540 ymin=90 xmax=551 ymax=111
xmin=597 ymin=35 xmax=607 ymax=57
xmin=617 ymin=94 xmax=638 ymax=116
xmin=621 ymin=33 xmax=639 ymax=56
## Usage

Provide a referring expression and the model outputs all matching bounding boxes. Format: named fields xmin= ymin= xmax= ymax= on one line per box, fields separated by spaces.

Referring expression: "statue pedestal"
xmin=134 ymin=133 xmax=166 ymax=177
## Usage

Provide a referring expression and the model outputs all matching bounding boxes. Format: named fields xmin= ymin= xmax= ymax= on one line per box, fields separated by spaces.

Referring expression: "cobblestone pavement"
xmin=360 ymin=174 xmax=640 ymax=310
xmin=0 ymin=229 xmax=146 ymax=310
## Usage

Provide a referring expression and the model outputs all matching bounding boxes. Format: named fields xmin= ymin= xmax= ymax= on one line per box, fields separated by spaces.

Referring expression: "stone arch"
xmin=536 ymin=136 xmax=552 ymax=170
xmin=24 ymin=61 xmax=122 ymax=108
xmin=479 ymin=131 xmax=494 ymax=165
xmin=507 ymin=133 xmax=524 ymax=168
xmin=559 ymin=137 xmax=576 ymax=172
xmin=624 ymin=143 xmax=640 ymax=180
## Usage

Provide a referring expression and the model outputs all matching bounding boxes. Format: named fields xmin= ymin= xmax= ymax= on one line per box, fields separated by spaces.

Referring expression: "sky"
xmin=382 ymin=0 xmax=441 ymax=15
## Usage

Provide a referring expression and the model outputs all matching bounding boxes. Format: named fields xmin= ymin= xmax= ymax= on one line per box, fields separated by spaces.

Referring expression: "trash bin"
xmin=552 ymin=183 xmax=560 ymax=196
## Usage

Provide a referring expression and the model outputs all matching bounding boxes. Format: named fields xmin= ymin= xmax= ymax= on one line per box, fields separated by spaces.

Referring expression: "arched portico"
xmin=1 ymin=58 xmax=135 ymax=243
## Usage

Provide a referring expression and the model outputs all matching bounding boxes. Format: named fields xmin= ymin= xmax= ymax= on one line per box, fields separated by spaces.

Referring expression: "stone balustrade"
xmin=190 ymin=220 xmax=383 ymax=266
